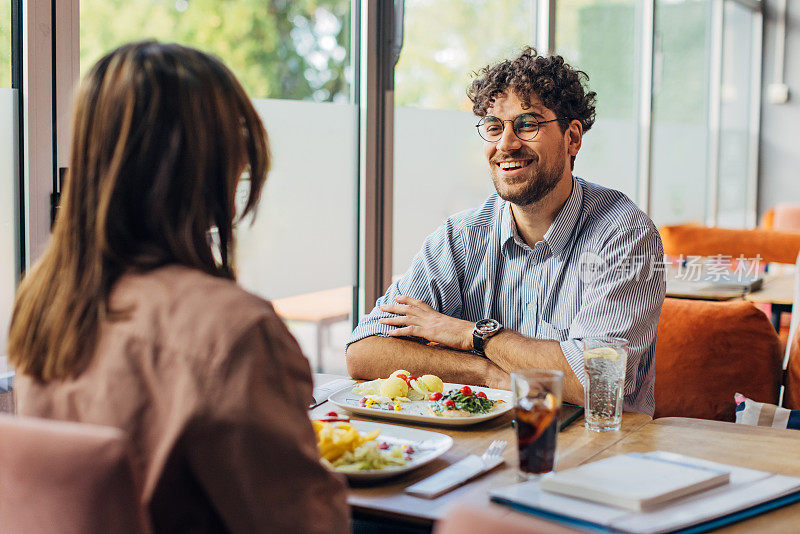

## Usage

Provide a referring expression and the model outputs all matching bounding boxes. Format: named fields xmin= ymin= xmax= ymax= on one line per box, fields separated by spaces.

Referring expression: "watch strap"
xmin=473 ymin=330 xmax=487 ymax=355
xmin=472 ymin=320 xmax=503 ymax=356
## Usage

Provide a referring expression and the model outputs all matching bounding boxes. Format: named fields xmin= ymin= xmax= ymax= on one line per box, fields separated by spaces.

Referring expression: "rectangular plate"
xmin=328 ymin=383 xmax=513 ymax=427
xmin=325 ymin=420 xmax=453 ymax=481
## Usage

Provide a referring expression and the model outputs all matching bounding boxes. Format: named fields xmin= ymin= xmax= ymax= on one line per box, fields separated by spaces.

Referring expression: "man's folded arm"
xmin=480 ymin=332 xmax=585 ymax=405
xmin=345 ymin=218 xmax=471 ymax=379
xmin=476 ymin=224 xmax=664 ymax=409
xmin=561 ymin=224 xmax=665 ymax=415
xmin=346 ymin=335 xmax=510 ymax=389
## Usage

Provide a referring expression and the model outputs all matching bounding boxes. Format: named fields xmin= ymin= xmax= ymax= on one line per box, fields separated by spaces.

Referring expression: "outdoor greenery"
xmin=8 ymin=0 xmax=712 ymax=111
xmin=1 ymin=0 xmax=10 ymax=88
xmin=561 ymin=1 xmax=638 ymax=121
xmin=653 ymin=0 xmax=710 ymax=123
xmin=80 ymin=0 xmax=536 ymax=110
xmin=557 ymin=0 xmax=709 ymax=123
xmin=395 ymin=0 xmax=533 ymax=110
xmin=80 ymin=0 xmax=351 ymax=102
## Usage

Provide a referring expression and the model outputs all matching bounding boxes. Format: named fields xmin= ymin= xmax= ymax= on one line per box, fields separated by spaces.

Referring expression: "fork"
xmin=405 ymin=439 xmax=507 ymax=498
xmin=481 ymin=440 xmax=507 ymax=466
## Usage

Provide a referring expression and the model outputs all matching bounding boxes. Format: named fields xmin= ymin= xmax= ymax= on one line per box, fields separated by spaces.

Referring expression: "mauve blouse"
xmin=16 ymin=264 xmax=349 ymax=534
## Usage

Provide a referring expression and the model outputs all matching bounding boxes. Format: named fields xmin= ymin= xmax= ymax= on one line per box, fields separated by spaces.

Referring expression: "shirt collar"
xmin=500 ymin=176 xmax=584 ymax=257
xmin=544 ymin=176 xmax=583 ymax=257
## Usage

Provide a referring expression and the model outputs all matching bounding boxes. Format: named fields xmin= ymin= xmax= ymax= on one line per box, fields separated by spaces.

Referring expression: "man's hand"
xmin=379 ymin=295 xmax=475 ymax=351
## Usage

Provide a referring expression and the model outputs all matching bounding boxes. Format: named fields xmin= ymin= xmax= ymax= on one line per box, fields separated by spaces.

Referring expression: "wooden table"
xmin=273 ymin=286 xmax=352 ymax=372
xmin=744 ymin=271 xmax=794 ymax=308
xmin=312 ymin=376 xmax=800 ymax=532
xmin=310 ymin=374 xmax=651 ymax=527
xmin=0 ymin=370 xmax=14 ymax=414
xmin=666 ymin=268 xmax=793 ymax=303
xmin=590 ymin=417 xmax=800 ymax=533
xmin=666 ymin=269 xmax=794 ymax=331
xmin=744 ymin=272 xmax=794 ymax=331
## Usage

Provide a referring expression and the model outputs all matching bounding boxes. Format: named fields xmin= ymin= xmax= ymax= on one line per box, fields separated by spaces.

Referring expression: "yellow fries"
xmin=312 ymin=420 xmax=381 ymax=462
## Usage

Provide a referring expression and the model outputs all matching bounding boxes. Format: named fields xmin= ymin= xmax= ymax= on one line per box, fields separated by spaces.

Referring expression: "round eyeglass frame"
xmin=475 ymin=114 xmax=570 ymax=142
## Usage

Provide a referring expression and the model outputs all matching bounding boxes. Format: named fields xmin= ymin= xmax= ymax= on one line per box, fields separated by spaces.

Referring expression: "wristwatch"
xmin=473 ymin=319 xmax=503 ymax=356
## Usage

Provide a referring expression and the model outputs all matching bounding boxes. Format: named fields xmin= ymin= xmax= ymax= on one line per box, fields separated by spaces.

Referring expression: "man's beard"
xmin=490 ymin=149 xmax=565 ymax=206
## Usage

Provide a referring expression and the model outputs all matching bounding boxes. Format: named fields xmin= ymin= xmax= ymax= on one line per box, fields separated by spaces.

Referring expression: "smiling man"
xmin=346 ymin=48 xmax=664 ymax=414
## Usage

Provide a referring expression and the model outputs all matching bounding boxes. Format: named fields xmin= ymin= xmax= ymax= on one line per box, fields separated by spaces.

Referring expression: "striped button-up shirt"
xmin=348 ymin=176 xmax=665 ymax=415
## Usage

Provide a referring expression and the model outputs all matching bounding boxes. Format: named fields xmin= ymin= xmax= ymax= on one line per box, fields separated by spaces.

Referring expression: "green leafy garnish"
xmin=440 ymin=390 xmax=495 ymax=414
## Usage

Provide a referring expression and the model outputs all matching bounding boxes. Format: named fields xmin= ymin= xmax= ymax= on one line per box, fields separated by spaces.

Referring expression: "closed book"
xmin=490 ymin=451 xmax=800 ymax=534
xmin=540 ymin=453 xmax=730 ymax=511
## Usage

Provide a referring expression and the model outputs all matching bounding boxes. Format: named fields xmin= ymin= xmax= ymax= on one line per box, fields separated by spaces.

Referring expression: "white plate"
xmin=326 ymin=420 xmax=453 ymax=481
xmin=328 ymin=383 xmax=513 ymax=427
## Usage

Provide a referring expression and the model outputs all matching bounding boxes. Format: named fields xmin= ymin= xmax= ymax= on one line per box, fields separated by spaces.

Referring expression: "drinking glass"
xmin=582 ymin=337 xmax=628 ymax=432
xmin=511 ymin=369 xmax=563 ymax=480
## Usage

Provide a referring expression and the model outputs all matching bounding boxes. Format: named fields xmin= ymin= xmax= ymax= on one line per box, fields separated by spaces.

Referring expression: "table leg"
xmin=770 ymin=303 xmax=792 ymax=333
xmin=315 ymin=322 xmax=324 ymax=373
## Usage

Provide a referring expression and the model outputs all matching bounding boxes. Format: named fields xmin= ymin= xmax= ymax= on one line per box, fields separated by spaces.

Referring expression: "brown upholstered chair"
xmin=434 ymin=505 xmax=582 ymax=534
xmin=654 ymin=298 xmax=782 ymax=421
xmin=762 ymin=204 xmax=800 ymax=232
xmin=0 ymin=415 xmax=150 ymax=534
xmin=785 ymin=331 xmax=800 ymax=410
xmin=659 ymin=224 xmax=800 ymax=265
xmin=761 ymin=208 xmax=775 ymax=230
xmin=780 ymin=252 xmax=800 ymax=409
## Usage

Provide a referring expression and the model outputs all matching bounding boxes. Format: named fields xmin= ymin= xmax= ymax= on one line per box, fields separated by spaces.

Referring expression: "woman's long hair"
xmin=8 ymin=41 xmax=270 ymax=380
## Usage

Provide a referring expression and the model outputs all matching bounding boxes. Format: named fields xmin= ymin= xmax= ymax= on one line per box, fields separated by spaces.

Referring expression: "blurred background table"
xmin=744 ymin=271 xmax=794 ymax=331
xmin=666 ymin=268 xmax=794 ymax=331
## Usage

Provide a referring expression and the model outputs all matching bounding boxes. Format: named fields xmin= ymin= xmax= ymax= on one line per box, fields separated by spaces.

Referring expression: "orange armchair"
xmin=780 ymin=252 xmax=800 ymax=408
xmin=761 ymin=204 xmax=800 ymax=232
xmin=785 ymin=332 xmax=800 ymax=409
xmin=654 ymin=298 xmax=782 ymax=421
xmin=659 ymin=224 xmax=800 ymax=265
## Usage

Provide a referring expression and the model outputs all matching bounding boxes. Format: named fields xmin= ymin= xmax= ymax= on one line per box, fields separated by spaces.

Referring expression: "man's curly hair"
xmin=467 ymin=47 xmax=596 ymax=134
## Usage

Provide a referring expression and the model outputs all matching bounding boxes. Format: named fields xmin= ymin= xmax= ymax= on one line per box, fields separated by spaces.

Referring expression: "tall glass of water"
xmin=582 ymin=337 xmax=628 ymax=432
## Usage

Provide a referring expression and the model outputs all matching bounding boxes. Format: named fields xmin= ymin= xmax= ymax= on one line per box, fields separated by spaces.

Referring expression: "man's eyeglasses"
xmin=475 ymin=113 xmax=569 ymax=142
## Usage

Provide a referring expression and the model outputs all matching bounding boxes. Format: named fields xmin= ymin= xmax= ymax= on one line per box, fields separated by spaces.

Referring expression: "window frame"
xmin=21 ymin=0 xmax=765 ymax=316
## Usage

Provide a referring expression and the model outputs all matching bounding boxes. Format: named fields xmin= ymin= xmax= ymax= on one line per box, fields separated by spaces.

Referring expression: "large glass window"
xmin=717 ymin=0 xmax=754 ymax=227
xmin=1 ymin=0 xmax=19 ymax=402
xmin=650 ymin=0 xmax=711 ymax=225
xmin=392 ymin=0 xmax=534 ymax=273
xmin=0 ymin=0 xmax=9 ymax=87
xmin=555 ymin=0 xmax=641 ymax=203
xmin=80 ymin=0 xmax=357 ymax=374
xmin=80 ymin=0 xmax=351 ymax=102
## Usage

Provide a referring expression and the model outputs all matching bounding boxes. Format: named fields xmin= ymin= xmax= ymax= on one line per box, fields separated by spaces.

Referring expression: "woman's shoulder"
xmin=110 ymin=265 xmax=283 ymax=356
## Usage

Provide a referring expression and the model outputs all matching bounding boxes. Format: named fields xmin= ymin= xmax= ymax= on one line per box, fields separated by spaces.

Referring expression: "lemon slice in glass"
xmin=583 ymin=347 xmax=620 ymax=361
xmin=543 ymin=392 xmax=556 ymax=410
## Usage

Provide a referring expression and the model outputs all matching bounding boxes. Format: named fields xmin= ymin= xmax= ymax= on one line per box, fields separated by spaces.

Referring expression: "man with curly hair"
xmin=346 ymin=48 xmax=664 ymax=415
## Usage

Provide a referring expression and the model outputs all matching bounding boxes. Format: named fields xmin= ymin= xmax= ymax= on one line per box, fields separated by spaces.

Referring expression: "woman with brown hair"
xmin=8 ymin=41 xmax=348 ymax=533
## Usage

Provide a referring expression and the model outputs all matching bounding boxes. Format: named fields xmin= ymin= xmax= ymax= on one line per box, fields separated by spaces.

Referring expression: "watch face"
xmin=476 ymin=319 xmax=500 ymax=334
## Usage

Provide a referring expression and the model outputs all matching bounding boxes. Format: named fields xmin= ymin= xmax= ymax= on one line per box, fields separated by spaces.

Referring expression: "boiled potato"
xmin=419 ymin=374 xmax=443 ymax=393
xmin=379 ymin=376 xmax=408 ymax=398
